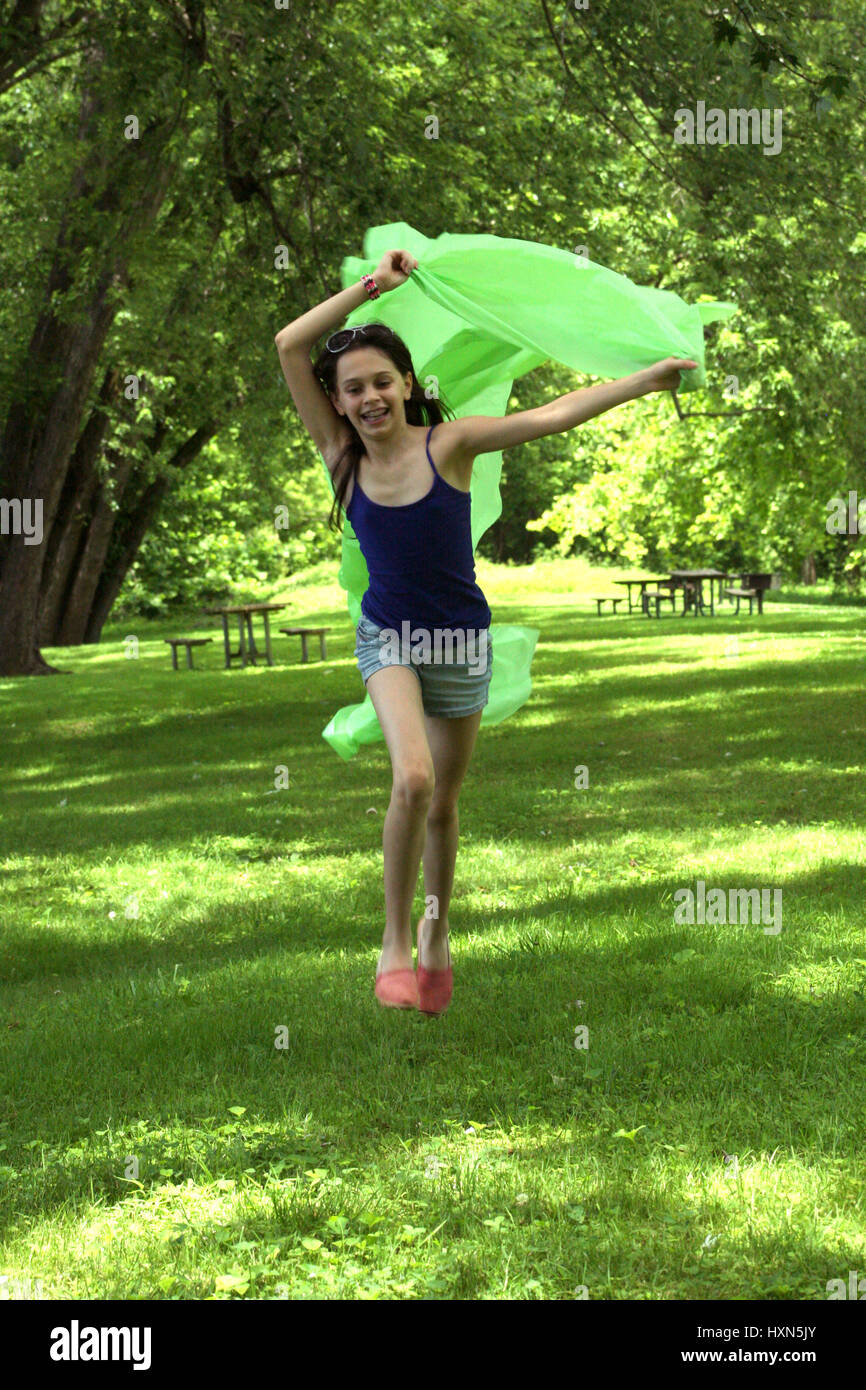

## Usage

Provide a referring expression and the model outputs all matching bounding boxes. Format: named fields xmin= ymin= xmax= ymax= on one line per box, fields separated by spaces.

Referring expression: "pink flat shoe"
xmin=375 ymin=966 xmax=419 ymax=1010
xmin=416 ymin=921 xmax=452 ymax=1016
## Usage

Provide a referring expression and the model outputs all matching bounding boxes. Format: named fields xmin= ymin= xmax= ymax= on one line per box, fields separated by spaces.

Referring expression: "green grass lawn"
xmin=1 ymin=556 xmax=864 ymax=1301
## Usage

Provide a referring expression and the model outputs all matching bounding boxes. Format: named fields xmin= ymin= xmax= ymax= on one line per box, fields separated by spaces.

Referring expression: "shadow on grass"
xmin=3 ymin=854 xmax=862 ymax=982
xmin=2 ymin=632 xmax=864 ymax=862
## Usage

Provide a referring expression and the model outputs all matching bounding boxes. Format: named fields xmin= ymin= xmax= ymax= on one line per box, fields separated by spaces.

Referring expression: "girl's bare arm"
xmin=450 ymin=358 xmax=699 ymax=461
xmin=275 ymin=280 xmax=372 ymax=353
xmin=274 ymin=249 xmax=418 ymax=351
xmin=273 ymin=249 xmax=418 ymax=465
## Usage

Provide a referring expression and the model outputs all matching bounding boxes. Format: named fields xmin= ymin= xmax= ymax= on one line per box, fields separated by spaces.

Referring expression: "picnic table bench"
xmin=279 ymin=626 xmax=331 ymax=662
xmin=164 ymin=637 xmax=213 ymax=670
xmin=724 ymin=586 xmax=758 ymax=615
xmin=734 ymin=572 xmax=773 ymax=614
xmin=641 ymin=585 xmax=679 ymax=618
xmin=592 ymin=596 xmax=624 ymax=615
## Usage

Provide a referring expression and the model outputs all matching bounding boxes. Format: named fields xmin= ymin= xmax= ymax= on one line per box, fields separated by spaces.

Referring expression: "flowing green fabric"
xmin=320 ymin=223 xmax=737 ymax=760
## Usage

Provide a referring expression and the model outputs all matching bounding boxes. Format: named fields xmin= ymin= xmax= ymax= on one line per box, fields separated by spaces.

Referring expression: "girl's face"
xmin=333 ymin=348 xmax=412 ymax=439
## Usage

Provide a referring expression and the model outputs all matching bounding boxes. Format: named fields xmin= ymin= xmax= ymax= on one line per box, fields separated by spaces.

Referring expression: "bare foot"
xmin=417 ymin=914 xmax=450 ymax=971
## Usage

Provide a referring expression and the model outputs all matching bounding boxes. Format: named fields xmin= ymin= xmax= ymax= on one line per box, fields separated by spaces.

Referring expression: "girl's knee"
xmin=393 ymin=762 xmax=435 ymax=808
xmin=427 ymin=795 xmax=458 ymax=825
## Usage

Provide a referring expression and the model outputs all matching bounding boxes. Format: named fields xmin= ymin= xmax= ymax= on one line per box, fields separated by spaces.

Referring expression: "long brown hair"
xmin=312 ymin=322 xmax=456 ymax=533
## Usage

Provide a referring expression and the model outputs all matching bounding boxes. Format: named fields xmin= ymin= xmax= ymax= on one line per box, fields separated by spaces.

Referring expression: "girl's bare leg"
xmin=364 ymin=665 xmax=434 ymax=973
xmin=418 ymin=709 xmax=484 ymax=970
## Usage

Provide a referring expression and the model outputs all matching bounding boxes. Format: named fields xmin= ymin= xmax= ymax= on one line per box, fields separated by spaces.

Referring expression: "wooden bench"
xmin=593 ymin=597 xmax=624 ymax=615
xmin=279 ymin=626 xmax=331 ymax=662
xmin=724 ymin=587 xmax=758 ymax=615
xmin=737 ymin=573 xmax=773 ymax=614
xmin=164 ymin=637 xmax=213 ymax=670
xmin=641 ymin=587 xmax=678 ymax=618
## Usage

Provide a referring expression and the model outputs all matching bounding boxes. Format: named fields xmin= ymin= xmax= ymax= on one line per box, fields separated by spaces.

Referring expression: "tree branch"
xmin=538 ymin=0 xmax=675 ymax=186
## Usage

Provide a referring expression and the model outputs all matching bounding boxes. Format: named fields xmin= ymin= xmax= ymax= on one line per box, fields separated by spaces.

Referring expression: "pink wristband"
xmin=361 ymin=273 xmax=380 ymax=301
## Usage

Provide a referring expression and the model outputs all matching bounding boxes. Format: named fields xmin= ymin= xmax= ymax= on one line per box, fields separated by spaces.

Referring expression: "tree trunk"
xmin=37 ymin=367 xmax=121 ymax=646
xmin=33 ymin=173 xmax=225 ymax=650
xmin=83 ymin=421 xmax=218 ymax=644
xmin=54 ymin=450 xmax=134 ymax=647
xmin=800 ymin=553 xmax=817 ymax=584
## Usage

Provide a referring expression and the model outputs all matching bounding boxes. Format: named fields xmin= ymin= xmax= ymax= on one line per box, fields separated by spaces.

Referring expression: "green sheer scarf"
xmin=319 ymin=223 xmax=737 ymax=759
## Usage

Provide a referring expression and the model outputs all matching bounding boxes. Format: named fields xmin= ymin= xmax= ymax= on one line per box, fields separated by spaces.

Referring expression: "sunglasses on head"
xmin=326 ymin=326 xmax=375 ymax=353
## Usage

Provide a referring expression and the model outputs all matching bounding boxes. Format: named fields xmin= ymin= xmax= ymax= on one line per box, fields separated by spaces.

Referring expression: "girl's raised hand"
xmin=373 ymin=249 xmax=419 ymax=292
xmin=640 ymin=357 xmax=699 ymax=393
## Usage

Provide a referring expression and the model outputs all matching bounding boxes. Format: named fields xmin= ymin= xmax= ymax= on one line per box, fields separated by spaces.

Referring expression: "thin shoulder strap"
xmin=425 ymin=423 xmax=439 ymax=476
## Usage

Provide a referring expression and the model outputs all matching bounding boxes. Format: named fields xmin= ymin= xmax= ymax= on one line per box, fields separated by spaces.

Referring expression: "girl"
xmin=275 ymin=247 xmax=696 ymax=1016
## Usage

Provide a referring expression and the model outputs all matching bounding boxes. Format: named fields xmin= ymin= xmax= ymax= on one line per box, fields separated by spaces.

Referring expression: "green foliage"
xmin=479 ymin=367 xmax=587 ymax=564
xmin=527 ymin=352 xmax=862 ymax=587
xmin=115 ymin=439 xmax=337 ymax=615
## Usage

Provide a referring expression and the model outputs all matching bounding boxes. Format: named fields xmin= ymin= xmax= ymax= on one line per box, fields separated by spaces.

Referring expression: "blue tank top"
xmin=346 ymin=424 xmax=491 ymax=632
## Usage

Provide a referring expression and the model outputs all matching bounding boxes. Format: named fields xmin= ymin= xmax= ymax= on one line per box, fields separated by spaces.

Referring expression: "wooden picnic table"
xmin=668 ymin=570 xmax=733 ymax=616
xmin=611 ymin=577 xmax=673 ymax=614
xmin=204 ymin=602 xmax=288 ymax=667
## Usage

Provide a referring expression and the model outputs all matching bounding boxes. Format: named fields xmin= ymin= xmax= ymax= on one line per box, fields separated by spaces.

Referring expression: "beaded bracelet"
xmin=361 ymin=272 xmax=380 ymax=300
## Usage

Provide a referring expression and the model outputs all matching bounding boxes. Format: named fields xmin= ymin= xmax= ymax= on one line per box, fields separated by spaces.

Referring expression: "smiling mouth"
xmin=362 ymin=409 xmax=388 ymax=421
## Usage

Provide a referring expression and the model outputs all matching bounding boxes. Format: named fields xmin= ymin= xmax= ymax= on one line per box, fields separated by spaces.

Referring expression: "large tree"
xmin=0 ymin=4 xmax=207 ymax=671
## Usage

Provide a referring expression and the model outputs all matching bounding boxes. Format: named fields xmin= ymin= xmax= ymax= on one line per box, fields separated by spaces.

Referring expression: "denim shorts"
xmin=354 ymin=614 xmax=493 ymax=718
